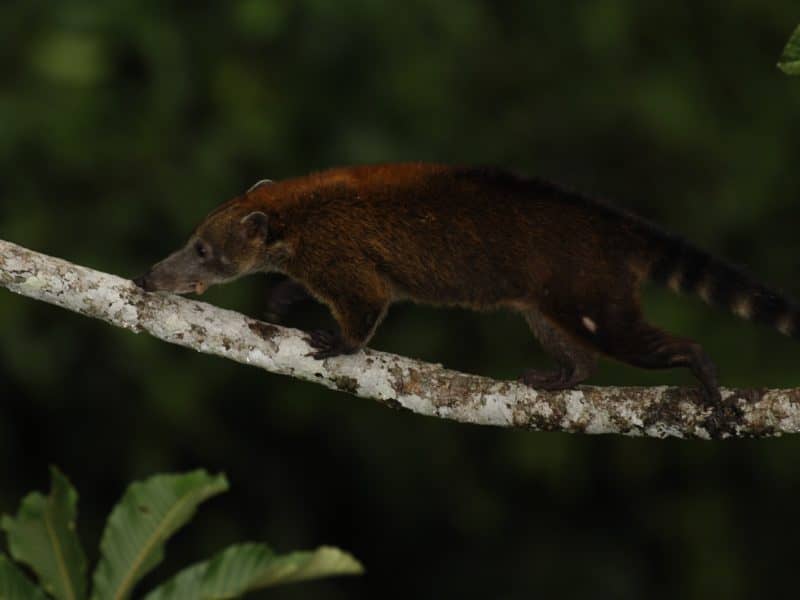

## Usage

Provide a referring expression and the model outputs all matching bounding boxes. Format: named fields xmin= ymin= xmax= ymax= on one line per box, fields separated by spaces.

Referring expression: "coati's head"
xmin=134 ymin=181 xmax=288 ymax=295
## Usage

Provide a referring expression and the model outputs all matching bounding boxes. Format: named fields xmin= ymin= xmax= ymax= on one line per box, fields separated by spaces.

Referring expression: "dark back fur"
xmin=253 ymin=163 xmax=652 ymax=309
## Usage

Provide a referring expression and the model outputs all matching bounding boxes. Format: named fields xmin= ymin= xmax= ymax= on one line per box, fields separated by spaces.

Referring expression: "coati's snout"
xmin=134 ymin=206 xmax=274 ymax=295
xmin=134 ymin=240 xmax=222 ymax=295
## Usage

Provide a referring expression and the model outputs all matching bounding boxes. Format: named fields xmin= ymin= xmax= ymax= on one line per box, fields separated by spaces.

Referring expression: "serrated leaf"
xmin=143 ymin=543 xmax=364 ymax=600
xmin=778 ymin=24 xmax=800 ymax=75
xmin=90 ymin=470 xmax=228 ymax=600
xmin=0 ymin=467 xmax=87 ymax=600
xmin=0 ymin=554 xmax=48 ymax=600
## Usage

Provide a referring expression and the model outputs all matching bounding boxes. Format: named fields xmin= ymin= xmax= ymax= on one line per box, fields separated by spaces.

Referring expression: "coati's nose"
xmin=133 ymin=273 xmax=153 ymax=291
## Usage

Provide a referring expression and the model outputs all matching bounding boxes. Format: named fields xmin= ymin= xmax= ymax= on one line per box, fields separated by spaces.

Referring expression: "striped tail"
xmin=646 ymin=233 xmax=800 ymax=339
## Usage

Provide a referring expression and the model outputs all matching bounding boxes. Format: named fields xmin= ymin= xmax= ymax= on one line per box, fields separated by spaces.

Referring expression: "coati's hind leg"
xmin=595 ymin=319 xmax=720 ymax=404
xmin=550 ymin=285 xmax=721 ymax=403
xmin=535 ymin=268 xmax=721 ymax=403
xmin=521 ymin=309 xmax=597 ymax=390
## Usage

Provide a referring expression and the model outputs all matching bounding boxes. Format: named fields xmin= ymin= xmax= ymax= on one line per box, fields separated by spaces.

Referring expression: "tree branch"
xmin=1 ymin=238 xmax=799 ymax=440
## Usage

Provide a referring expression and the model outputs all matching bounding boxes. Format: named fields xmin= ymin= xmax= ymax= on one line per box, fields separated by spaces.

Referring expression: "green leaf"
xmin=143 ymin=543 xmax=364 ymax=600
xmin=0 ymin=553 xmax=48 ymax=600
xmin=90 ymin=470 xmax=228 ymax=600
xmin=0 ymin=467 xmax=87 ymax=600
xmin=778 ymin=24 xmax=800 ymax=75
xmin=244 ymin=546 xmax=364 ymax=589
xmin=139 ymin=558 xmax=208 ymax=600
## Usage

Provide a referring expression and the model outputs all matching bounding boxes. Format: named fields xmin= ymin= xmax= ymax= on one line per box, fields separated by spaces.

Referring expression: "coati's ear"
xmin=247 ymin=179 xmax=273 ymax=193
xmin=240 ymin=211 xmax=269 ymax=240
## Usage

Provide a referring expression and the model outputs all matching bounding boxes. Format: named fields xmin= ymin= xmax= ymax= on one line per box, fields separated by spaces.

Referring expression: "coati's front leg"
xmin=265 ymin=278 xmax=311 ymax=321
xmin=303 ymin=269 xmax=391 ymax=360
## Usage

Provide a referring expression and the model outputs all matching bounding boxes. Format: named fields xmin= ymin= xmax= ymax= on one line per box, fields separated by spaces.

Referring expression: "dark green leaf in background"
xmin=90 ymin=470 xmax=228 ymax=600
xmin=778 ymin=24 xmax=800 ymax=74
xmin=0 ymin=468 xmax=87 ymax=600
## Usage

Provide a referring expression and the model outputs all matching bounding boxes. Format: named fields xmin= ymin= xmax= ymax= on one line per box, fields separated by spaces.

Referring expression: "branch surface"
xmin=1 ymin=238 xmax=799 ymax=440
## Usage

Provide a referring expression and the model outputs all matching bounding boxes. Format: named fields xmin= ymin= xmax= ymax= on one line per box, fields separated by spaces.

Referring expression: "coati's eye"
xmin=195 ymin=241 xmax=209 ymax=259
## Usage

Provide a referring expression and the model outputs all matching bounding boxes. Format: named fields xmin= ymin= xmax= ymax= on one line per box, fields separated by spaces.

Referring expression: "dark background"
xmin=2 ymin=1 xmax=800 ymax=598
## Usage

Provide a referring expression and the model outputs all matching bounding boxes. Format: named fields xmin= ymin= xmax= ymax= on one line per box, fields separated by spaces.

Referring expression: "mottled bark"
xmin=1 ymin=238 xmax=799 ymax=439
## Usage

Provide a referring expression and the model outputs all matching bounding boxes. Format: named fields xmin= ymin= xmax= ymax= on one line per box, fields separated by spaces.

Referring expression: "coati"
xmin=134 ymin=163 xmax=800 ymax=404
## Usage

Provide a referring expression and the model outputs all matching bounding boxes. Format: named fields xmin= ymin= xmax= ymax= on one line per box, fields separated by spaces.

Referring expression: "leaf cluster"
xmin=0 ymin=469 xmax=362 ymax=600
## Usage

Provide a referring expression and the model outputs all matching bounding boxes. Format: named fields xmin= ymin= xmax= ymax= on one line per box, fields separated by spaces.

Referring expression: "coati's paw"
xmin=698 ymin=383 xmax=722 ymax=408
xmin=690 ymin=350 xmax=722 ymax=407
xmin=304 ymin=329 xmax=356 ymax=359
xmin=519 ymin=368 xmax=581 ymax=391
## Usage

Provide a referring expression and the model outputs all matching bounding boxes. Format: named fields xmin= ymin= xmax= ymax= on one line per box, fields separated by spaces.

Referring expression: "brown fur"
xmin=135 ymin=163 xmax=799 ymax=403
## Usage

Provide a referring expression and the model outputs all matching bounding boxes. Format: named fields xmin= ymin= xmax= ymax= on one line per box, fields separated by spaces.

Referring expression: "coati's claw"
xmin=304 ymin=329 xmax=354 ymax=359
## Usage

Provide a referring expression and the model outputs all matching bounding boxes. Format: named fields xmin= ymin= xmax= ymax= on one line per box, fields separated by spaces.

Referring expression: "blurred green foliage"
xmin=779 ymin=24 xmax=800 ymax=74
xmin=1 ymin=1 xmax=800 ymax=599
